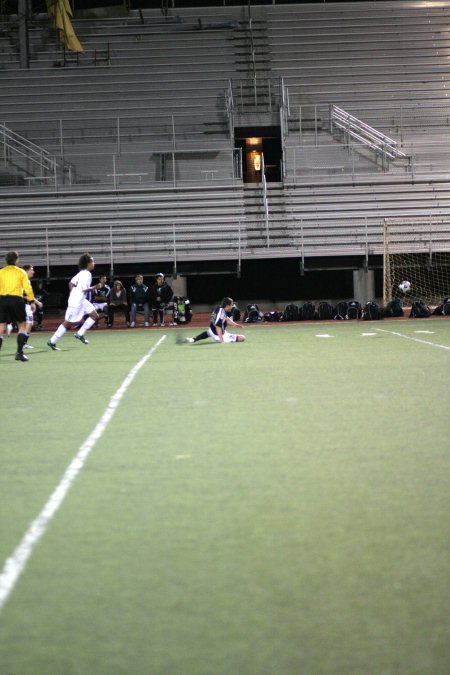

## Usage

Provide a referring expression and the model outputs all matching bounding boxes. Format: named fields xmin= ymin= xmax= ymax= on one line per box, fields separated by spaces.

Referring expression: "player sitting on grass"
xmin=186 ymin=297 xmax=245 ymax=343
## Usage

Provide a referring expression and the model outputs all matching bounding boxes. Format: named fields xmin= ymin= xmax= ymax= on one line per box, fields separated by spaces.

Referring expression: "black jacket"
xmin=149 ymin=281 xmax=172 ymax=305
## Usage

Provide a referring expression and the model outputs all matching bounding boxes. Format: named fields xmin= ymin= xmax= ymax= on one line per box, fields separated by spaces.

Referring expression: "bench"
xmin=200 ymin=169 xmax=219 ymax=180
xmin=107 ymin=172 xmax=149 ymax=185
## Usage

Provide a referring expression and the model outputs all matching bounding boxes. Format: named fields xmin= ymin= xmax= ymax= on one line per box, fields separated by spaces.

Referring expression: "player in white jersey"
xmin=47 ymin=254 xmax=100 ymax=350
xmin=185 ymin=297 xmax=245 ymax=343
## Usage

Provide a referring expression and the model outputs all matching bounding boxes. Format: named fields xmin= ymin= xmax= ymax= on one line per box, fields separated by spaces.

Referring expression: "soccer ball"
xmin=398 ymin=280 xmax=411 ymax=293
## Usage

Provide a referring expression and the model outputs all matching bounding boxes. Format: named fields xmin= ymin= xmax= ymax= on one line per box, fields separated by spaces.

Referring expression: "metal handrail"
xmin=227 ymin=77 xmax=282 ymax=114
xmin=1 ymin=123 xmax=58 ymax=186
xmin=330 ymin=105 xmax=407 ymax=165
xmin=1 ymin=123 xmax=55 ymax=170
xmin=225 ymin=79 xmax=234 ymax=140
xmin=246 ymin=1 xmax=258 ymax=108
xmin=261 ymin=152 xmax=269 ymax=247
xmin=279 ymin=77 xmax=289 ymax=178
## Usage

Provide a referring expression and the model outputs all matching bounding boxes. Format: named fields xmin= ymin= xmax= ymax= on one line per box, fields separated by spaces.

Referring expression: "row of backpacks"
xmin=241 ymin=301 xmax=380 ymax=323
xmin=240 ymin=298 xmax=450 ymax=323
xmin=265 ymin=301 xmax=385 ymax=322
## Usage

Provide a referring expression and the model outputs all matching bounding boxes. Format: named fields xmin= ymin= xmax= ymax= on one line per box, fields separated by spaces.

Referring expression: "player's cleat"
xmin=47 ymin=340 xmax=61 ymax=351
xmin=74 ymin=333 xmax=89 ymax=344
xmin=185 ymin=337 xmax=195 ymax=343
xmin=15 ymin=352 xmax=29 ymax=362
xmin=24 ymin=344 xmax=34 ymax=349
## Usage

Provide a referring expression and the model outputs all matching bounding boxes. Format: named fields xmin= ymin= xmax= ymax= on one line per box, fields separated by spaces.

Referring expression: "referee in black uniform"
xmin=0 ymin=251 xmax=36 ymax=362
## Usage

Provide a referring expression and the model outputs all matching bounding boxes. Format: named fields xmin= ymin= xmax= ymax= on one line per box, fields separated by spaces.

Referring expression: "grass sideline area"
xmin=0 ymin=319 xmax=449 ymax=674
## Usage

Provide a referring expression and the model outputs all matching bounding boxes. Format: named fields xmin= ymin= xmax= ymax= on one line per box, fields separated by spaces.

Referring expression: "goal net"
xmin=383 ymin=218 xmax=450 ymax=305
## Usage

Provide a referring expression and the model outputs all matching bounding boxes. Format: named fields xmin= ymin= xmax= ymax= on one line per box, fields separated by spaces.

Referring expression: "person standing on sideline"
xmin=130 ymin=274 xmax=150 ymax=327
xmin=22 ymin=264 xmax=43 ymax=350
xmin=0 ymin=251 xmax=36 ymax=362
xmin=186 ymin=297 xmax=245 ymax=344
xmin=150 ymin=273 xmax=172 ymax=326
xmin=33 ymin=278 xmax=47 ymax=330
xmin=47 ymin=253 xmax=100 ymax=350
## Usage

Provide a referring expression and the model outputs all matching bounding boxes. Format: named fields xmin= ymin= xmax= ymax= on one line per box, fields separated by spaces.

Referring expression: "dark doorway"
xmin=234 ymin=126 xmax=282 ymax=183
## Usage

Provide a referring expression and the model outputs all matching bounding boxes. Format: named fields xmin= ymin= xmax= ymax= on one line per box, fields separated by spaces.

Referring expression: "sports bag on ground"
xmin=318 ymin=301 xmax=334 ymax=320
xmin=282 ymin=304 xmax=301 ymax=321
xmin=244 ymin=304 xmax=263 ymax=323
xmin=347 ymin=300 xmax=361 ymax=320
xmin=362 ymin=301 xmax=383 ymax=320
xmin=409 ymin=301 xmax=431 ymax=318
xmin=172 ymin=296 xmax=192 ymax=324
xmin=302 ymin=302 xmax=316 ymax=321
xmin=264 ymin=310 xmax=282 ymax=322
xmin=334 ymin=301 xmax=348 ymax=320
xmin=384 ymin=298 xmax=404 ymax=317
xmin=231 ymin=304 xmax=241 ymax=321
xmin=433 ymin=297 xmax=450 ymax=315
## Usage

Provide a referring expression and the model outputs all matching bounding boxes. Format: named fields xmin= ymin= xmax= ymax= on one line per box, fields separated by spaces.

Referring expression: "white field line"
xmin=374 ymin=328 xmax=450 ymax=350
xmin=0 ymin=334 xmax=167 ymax=613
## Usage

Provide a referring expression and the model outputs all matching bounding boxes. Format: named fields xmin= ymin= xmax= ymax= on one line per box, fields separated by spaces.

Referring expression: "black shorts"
xmin=0 ymin=295 xmax=27 ymax=324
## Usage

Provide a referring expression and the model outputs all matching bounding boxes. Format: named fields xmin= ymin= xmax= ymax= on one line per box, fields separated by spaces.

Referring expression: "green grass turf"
xmin=0 ymin=320 xmax=449 ymax=674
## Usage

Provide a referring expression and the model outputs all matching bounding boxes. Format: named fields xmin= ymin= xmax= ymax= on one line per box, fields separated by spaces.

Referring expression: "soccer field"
xmin=1 ymin=319 xmax=449 ymax=675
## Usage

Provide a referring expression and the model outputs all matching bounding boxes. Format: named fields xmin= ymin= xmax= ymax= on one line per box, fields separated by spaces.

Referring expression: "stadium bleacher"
xmin=1 ymin=0 xmax=450 ymax=273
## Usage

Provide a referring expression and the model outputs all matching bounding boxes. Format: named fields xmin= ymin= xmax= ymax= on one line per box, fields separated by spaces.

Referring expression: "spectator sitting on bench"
xmin=130 ymin=274 xmax=150 ymax=327
xmin=92 ymin=274 xmax=110 ymax=325
xmin=107 ymin=280 xmax=130 ymax=328
xmin=150 ymin=273 xmax=173 ymax=326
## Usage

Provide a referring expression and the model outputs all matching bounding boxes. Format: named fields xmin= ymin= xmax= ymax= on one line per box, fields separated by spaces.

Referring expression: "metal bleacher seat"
xmin=1 ymin=1 xmax=450 ymax=268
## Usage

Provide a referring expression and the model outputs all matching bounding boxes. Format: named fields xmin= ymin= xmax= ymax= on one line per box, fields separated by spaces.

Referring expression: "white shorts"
xmin=65 ymin=299 xmax=95 ymax=324
xmin=25 ymin=304 xmax=34 ymax=323
xmin=207 ymin=328 xmax=238 ymax=343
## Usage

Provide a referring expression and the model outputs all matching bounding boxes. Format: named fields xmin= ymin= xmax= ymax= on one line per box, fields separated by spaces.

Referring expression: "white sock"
xmin=52 ymin=324 xmax=66 ymax=343
xmin=78 ymin=317 xmax=95 ymax=336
